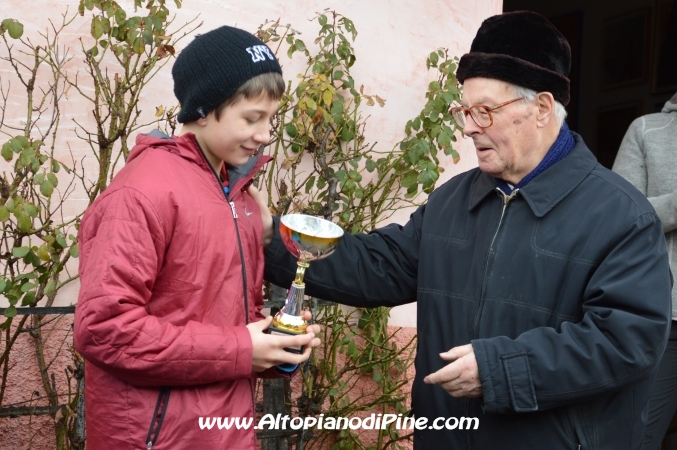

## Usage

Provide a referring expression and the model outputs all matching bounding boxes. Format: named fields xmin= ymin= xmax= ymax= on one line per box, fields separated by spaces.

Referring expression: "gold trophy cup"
xmin=269 ymin=214 xmax=344 ymax=353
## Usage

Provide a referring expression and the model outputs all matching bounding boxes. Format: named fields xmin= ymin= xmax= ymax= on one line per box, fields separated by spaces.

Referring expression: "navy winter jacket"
xmin=265 ymin=134 xmax=672 ymax=450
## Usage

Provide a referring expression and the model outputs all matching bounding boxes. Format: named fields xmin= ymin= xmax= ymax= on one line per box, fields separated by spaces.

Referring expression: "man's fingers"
xmin=423 ymin=362 xmax=461 ymax=385
xmin=440 ymin=344 xmax=473 ymax=361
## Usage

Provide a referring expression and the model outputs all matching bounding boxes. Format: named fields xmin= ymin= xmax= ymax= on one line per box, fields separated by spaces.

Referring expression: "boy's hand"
xmin=246 ymin=313 xmax=321 ymax=372
xmin=246 ymin=184 xmax=273 ymax=247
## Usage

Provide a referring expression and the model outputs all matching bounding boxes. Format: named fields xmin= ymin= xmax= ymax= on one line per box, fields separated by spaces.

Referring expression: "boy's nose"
xmin=254 ymin=125 xmax=272 ymax=144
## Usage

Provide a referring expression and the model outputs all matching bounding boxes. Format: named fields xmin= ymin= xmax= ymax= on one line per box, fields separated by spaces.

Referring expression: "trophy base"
xmin=267 ymin=324 xmax=304 ymax=354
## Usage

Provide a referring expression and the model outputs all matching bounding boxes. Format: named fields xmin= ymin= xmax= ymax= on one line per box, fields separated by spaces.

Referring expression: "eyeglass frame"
xmin=450 ymin=97 xmax=524 ymax=129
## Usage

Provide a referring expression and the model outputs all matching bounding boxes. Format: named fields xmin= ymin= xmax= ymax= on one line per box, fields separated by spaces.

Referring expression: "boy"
xmin=74 ymin=26 xmax=319 ymax=450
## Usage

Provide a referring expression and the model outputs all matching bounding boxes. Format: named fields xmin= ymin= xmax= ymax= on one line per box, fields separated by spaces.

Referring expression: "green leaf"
xmin=21 ymin=291 xmax=36 ymax=306
xmin=44 ymin=279 xmax=56 ymax=297
xmin=37 ymin=245 xmax=50 ymax=261
xmin=69 ymin=244 xmax=79 ymax=258
xmin=304 ymin=176 xmax=316 ymax=194
xmin=92 ymin=16 xmax=104 ymax=39
xmin=56 ymin=236 xmax=67 ymax=248
xmin=401 ymin=171 xmax=418 ymax=188
xmin=132 ymin=37 xmax=144 ymax=54
xmin=52 ymin=158 xmax=60 ymax=173
xmin=365 ymin=159 xmax=377 ymax=173
xmin=17 ymin=212 xmax=31 ymax=232
xmin=318 ymin=14 xmax=327 ymax=26
xmin=47 ymin=172 xmax=58 ymax=187
xmin=322 ymin=89 xmax=332 ymax=106
xmin=141 ymin=29 xmax=153 ymax=45
xmin=0 ymin=279 xmax=6 ymax=293
xmin=34 ymin=173 xmax=45 ymax=185
xmin=285 ymin=123 xmax=297 ymax=138
xmin=24 ymin=203 xmax=38 ymax=218
xmin=115 ymin=8 xmax=126 ymax=25
xmin=174 ymin=0 xmax=182 ymax=8
xmin=12 ymin=247 xmax=30 ymax=258
xmin=305 ymin=97 xmax=317 ymax=111
xmin=1 ymin=142 xmax=12 ymax=161
xmin=429 ymin=51 xmax=439 ymax=67
xmin=2 ymin=19 xmax=24 ymax=39
xmin=4 ymin=306 xmax=17 ymax=319
xmin=20 ymin=282 xmax=35 ymax=293
xmin=0 ymin=206 xmax=8 ymax=222
xmin=40 ymin=180 xmax=54 ymax=197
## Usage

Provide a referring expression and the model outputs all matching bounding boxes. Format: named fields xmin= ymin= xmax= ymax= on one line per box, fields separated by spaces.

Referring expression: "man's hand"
xmin=423 ymin=344 xmax=482 ymax=398
xmin=246 ymin=184 xmax=273 ymax=247
xmin=246 ymin=311 xmax=321 ymax=372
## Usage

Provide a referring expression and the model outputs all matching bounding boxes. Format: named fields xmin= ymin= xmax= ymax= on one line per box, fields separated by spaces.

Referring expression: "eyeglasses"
xmin=450 ymin=97 xmax=524 ymax=129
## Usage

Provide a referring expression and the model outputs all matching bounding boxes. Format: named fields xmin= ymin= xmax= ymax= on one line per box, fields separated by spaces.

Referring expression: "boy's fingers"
xmin=306 ymin=324 xmax=321 ymax=335
xmin=250 ymin=316 xmax=273 ymax=331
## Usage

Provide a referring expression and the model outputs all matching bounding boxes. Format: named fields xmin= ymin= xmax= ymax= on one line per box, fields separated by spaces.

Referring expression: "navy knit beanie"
xmin=172 ymin=26 xmax=282 ymax=123
xmin=457 ymin=11 xmax=571 ymax=106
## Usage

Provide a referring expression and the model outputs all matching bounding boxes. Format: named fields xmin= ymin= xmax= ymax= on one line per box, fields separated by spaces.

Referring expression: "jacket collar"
xmin=468 ymin=133 xmax=597 ymax=217
xmin=131 ymin=130 xmax=272 ymax=194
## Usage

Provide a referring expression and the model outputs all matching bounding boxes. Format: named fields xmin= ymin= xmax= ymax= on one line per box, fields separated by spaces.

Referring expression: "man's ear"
xmin=535 ymin=92 xmax=556 ymax=128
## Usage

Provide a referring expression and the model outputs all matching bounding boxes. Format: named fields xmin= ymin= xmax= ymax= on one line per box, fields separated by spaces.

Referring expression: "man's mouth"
xmin=476 ymin=146 xmax=492 ymax=152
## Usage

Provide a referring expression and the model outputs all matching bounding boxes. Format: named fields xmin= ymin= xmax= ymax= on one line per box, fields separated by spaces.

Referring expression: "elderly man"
xmin=263 ymin=11 xmax=672 ymax=449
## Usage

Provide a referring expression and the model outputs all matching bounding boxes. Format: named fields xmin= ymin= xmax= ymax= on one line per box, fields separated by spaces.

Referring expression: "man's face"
xmin=197 ymin=93 xmax=279 ymax=171
xmin=461 ymin=78 xmax=541 ymax=184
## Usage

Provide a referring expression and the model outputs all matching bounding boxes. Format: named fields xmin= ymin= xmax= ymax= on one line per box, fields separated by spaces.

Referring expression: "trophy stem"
xmin=293 ymin=259 xmax=309 ymax=286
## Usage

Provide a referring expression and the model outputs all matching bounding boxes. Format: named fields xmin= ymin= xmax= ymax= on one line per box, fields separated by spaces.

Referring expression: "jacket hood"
xmin=129 ymin=129 xmax=272 ymax=191
xmin=662 ymin=91 xmax=677 ymax=113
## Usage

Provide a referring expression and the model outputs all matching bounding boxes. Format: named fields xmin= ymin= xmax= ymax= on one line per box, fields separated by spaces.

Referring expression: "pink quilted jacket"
xmin=74 ymin=131 xmax=275 ymax=449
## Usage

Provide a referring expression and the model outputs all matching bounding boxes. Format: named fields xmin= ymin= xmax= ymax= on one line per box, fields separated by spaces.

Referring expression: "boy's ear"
xmin=195 ymin=114 xmax=210 ymax=127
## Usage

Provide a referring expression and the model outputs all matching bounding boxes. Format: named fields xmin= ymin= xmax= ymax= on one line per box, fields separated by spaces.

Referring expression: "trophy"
xmin=268 ymin=214 xmax=344 ymax=353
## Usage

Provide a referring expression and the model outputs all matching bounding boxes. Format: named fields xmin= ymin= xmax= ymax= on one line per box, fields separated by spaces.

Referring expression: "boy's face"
xmin=196 ymin=93 xmax=279 ymax=170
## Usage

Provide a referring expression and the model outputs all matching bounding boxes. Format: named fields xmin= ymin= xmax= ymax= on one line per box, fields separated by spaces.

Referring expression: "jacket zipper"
xmin=146 ymin=387 xmax=171 ymax=450
xmin=466 ymin=187 xmax=519 ymax=449
xmin=472 ymin=187 xmax=519 ymax=339
xmin=565 ymin=408 xmax=582 ymax=449
xmin=194 ymin=141 xmax=258 ymax=428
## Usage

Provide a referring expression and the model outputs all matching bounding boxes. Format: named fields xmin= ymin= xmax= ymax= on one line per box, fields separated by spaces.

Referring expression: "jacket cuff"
xmin=472 ymin=339 xmax=538 ymax=413
xmin=231 ymin=325 xmax=254 ymax=379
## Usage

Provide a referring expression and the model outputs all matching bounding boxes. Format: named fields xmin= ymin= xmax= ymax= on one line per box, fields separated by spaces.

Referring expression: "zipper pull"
xmin=229 ymin=201 xmax=238 ymax=219
xmin=147 ymin=442 xmax=153 ymax=450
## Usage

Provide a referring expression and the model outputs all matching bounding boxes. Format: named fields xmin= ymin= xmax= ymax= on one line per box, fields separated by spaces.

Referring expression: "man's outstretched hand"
xmin=423 ymin=344 xmax=482 ymax=398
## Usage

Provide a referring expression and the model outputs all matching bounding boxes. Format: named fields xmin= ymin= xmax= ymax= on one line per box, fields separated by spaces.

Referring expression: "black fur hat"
xmin=457 ymin=11 xmax=571 ymax=106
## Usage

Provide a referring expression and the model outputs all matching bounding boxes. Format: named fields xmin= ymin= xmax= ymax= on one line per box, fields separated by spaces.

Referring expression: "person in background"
xmin=613 ymin=90 xmax=677 ymax=450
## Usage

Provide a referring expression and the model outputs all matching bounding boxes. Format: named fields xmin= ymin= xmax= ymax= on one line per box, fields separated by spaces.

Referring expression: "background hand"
xmin=423 ymin=344 xmax=482 ymax=398
xmin=246 ymin=184 xmax=273 ymax=247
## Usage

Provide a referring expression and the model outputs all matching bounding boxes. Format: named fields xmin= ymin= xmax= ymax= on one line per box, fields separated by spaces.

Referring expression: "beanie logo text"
xmin=246 ymin=45 xmax=275 ymax=63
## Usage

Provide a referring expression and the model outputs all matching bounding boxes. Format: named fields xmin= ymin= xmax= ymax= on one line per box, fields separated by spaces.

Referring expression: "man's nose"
xmin=462 ymin=114 xmax=482 ymax=137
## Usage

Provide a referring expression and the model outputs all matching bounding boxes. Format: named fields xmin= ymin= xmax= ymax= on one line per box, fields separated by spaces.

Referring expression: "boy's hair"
xmin=214 ymin=72 xmax=285 ymax=120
